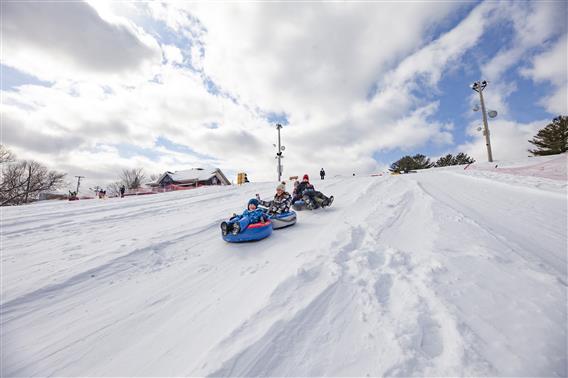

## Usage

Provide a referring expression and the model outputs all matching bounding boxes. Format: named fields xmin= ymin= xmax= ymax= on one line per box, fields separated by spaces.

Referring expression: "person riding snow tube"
xmin=256 ymin=182 xmax=296 ymax=229
xmin=293 ymin=190 xmax=334 ymax=211
xmin=221 ymin=199 xmax=273 ymax=242
xmin=292 ymin=174 xmax=334 ymax=210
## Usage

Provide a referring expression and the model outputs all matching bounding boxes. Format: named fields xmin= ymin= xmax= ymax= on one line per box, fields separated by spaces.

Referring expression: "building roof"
xmin=155 ymin=168 xmax=230 ymax=185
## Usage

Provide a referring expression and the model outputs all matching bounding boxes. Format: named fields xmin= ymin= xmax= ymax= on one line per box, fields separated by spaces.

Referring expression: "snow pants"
xmin=303 ymin=191 xmax=330 ymax=208
xmin=229 ymin=215 xmax=252 ymax=231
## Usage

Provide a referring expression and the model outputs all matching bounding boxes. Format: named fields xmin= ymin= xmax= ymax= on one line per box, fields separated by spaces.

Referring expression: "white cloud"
xmin=521 ymin=33 xmax=568 ymax=115
xmin=162 ymin=45 xmax=184 ymax=65
xmin=479 ymin=2 xmax=567 ymax=117
xmin=1 ymin=1 xmax=162 ymax=83
xmin=1 ymin=64 xmax=277 ymax=183
xmin=2 ymin=1 xmax=564 ymax=186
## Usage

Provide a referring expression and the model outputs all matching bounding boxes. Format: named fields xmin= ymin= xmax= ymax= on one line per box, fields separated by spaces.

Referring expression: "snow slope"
xmin=2 ymin=157 xmax=567 ymax=377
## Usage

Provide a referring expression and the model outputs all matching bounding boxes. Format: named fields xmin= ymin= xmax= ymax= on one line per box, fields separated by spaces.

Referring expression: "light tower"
xmin=471 ymin=80 xmax=494 ymax=162
xmin=275 ymin=124 xmax=285 ymax=182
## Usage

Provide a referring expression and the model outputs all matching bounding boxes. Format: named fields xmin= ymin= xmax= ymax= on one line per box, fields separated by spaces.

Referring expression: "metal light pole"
xmin=471 ymin=80 xmax=493 ymax=162
xmin=75 ymin=175 xmax=85 ymax=193
xmin=275 ymin=124 xmax=285 ymax=182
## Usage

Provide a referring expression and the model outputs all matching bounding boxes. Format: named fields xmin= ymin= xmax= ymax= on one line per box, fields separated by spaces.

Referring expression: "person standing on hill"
xmin=320 ymin=168 xmax=326 ymax=180
xmin=120 ymin=185 xmax=126 ymax=198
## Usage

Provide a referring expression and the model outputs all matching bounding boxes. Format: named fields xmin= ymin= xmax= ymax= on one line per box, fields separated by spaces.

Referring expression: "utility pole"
xmin=275 ymin=124 xmax=284 ymax=182
xmin=472 ymin=80 xmax=493 ymax=162
xmin=75 ymin=175 xmax=85 ymax=194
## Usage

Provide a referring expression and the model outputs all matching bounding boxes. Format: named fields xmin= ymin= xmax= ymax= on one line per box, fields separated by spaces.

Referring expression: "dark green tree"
xmin=390 ymin=154 xmax=433 ymax=172
xmin=435 ymin=153 xmax=475 ymax=167
xmin=434 ymin=154 xmax=455 ymax=167
xmin=453 ymin=152 xmax=475 ymax=165
xmin=412 ymin=154 xmax=433 ymax=169
xmin=528 ymin=115 xmax=568 ymax=156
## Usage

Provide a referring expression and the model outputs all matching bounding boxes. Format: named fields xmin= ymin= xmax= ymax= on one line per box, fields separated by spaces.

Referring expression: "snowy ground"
xmin=1 ymin=156 xmax=567 ymax=377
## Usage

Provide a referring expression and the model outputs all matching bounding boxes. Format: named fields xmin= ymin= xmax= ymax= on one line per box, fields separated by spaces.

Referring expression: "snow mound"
xmin=470 ymin=153 xmax=567 ymax=181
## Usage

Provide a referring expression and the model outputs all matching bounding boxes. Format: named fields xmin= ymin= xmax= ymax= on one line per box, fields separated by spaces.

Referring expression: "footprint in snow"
xmin=197 ymin=264 xmax=216 ymax=273
xmin=417 ymin=314 xmax=444 ymax=359
xmin=374 ymin=273 xmax=393 ymax=305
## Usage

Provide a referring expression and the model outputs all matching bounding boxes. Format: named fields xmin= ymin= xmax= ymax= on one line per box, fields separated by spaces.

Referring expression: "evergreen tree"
xmin=453 ymin=152 xmax=475 ymax=165
xmin=435 ymin=154 xmax=455 ymax=167
xmin=528 ymin=116 xmax=568 ymax=156
xmin=390 ymin=154 xmax=433 ymax=172
xmin=435 ymin=153 xmax=475 ymax=167
xmin=412 ymin=154 xmax=434 ymax=169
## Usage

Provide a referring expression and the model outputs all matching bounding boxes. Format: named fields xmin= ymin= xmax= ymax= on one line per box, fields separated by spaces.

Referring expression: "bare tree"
xmin=1 ymin=160 xmax=66 ymax=206
xmin=106 ymin=181 xmax=123 ymax=197
xmin=0 ymin=145 xmax=15 ymax=164
xmin=120 ymin=168 xmax=146 ymax=189
xmin=149 ymin=172 xmax=162 ymax=183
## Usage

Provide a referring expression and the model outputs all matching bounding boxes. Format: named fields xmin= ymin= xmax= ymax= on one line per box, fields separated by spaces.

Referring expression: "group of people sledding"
xmin=221 ymin=174 xmax=333 ymax=237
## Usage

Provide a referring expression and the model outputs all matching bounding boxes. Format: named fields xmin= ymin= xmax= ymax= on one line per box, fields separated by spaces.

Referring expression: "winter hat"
xmin=248 ymin=198 xmax=259 ymax=207
xmin=303 ymin=174 xmax=309 ymax=181
xmin=276 ymin=183 xmax=286 ymax=191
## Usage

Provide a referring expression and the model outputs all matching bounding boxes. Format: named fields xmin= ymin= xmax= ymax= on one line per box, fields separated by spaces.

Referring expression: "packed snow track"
xmin=2 ymin=160 xmax=566 ymax=377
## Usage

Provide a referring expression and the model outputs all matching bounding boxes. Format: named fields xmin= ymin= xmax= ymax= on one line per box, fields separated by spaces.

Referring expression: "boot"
xmin=221 ymin=222 xmax=229 ymax=236
xmin=232 ymin=222 xmax=241 ymax=235
xmin=326 ymin=196 xmax=334 ymax=207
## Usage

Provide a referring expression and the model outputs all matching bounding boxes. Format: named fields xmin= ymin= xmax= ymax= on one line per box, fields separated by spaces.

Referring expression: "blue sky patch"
xmin=1 ymin=64 xmax=53 ymax=91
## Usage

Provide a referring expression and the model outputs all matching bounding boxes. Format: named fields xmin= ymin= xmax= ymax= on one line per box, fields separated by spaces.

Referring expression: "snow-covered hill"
xmin=2 ymin=156 xmax=567 ymax=377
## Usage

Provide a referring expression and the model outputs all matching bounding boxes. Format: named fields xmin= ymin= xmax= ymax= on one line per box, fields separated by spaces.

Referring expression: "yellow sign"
xmin=237 ymin=172 xmax=247 ymax=185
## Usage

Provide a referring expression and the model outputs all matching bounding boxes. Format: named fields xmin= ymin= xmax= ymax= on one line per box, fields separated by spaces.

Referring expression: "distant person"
xmin=320 ymin=168 xmax=326 ymax=180
xmin=244 ymin=174 xmax=250 ymax=183
xmin=120 ymin=185 xmax=126 ymax=198
xmin=291 ymin=180 xmax=301 ymax=204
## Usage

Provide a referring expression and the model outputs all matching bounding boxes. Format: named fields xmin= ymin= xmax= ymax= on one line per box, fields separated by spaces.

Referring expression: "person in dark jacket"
xmin=320 ymin=168 xmax=325 ymax=180
xmin=296 ymin=174 xmax=333 ymax=209
xmin=257 ymin=183 xmax=292 ymax=215
xmin=120 ymin=185 xmax=126 ymax=198
xmin=221 ymin=198 xmax=267 ymax=235
xmin=291 ymin=180 xmax=300 ymax=204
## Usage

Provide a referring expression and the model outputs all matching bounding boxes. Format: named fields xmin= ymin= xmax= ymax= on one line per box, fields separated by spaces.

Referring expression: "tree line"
xmin=389 ymin=152 xmax=475 ymax=173
xmin=389 ymin=115 xmax=567 ymax=173
xmin=0 ymin=145 xmax=158 ymax=206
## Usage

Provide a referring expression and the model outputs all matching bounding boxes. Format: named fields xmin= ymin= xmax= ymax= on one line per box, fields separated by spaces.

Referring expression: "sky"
xmin=1 ymin=0 xmax=566 ymax=189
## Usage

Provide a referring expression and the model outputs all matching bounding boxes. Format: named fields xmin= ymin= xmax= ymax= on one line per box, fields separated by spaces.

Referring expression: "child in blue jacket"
xmin=221 ymin=198 xmax=267 ymax=236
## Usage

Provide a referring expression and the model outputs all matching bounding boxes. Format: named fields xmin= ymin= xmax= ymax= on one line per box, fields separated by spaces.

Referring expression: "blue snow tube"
xmin=222 ymin=220 xmax=273 ymax=243
xmin=292 ymin=200 xmax=307 ymax=211
xmin=269 ymin=211 xmax=297 ymax=229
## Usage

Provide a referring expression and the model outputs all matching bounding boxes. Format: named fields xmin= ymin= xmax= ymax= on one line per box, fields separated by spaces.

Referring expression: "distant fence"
xmin=125 ymin=184 xmax=202 ymax=196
